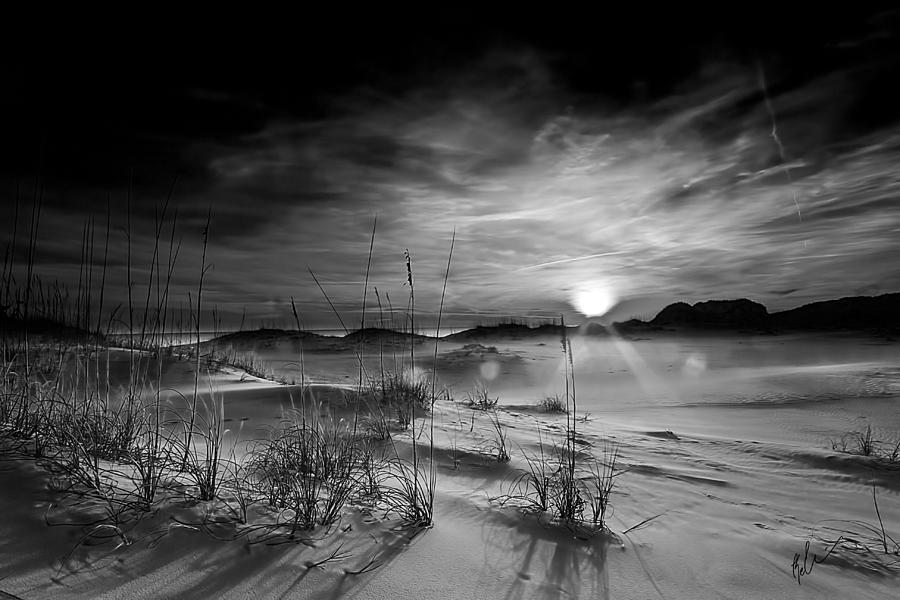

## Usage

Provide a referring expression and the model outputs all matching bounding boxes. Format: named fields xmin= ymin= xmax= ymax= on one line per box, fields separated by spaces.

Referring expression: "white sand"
xmin=1 ymin=332 xmax=898 ymax=598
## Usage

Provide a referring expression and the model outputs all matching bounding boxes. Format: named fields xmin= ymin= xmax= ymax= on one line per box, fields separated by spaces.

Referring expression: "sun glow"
xmin=571 ymin=285 xmax=616 ymax=317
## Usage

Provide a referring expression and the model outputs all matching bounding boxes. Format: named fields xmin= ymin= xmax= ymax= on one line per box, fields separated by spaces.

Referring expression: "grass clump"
xmin=493 ymin=318 xmax=622 ymax=533
xmin=486 ymin=411 xmax=510 ymax=462
xmin=245 ymin=413 xmax=362 ymax=532
xmin=369 ymin=370 xmax=431 ymax=430
xmin=832 ymin=424 xmax=900 ymax=463
xmin=173 ymin=390 xmax=227 ymax=502
xmin=539 ymin=394 xmax=568 ymax=413
xmin=495 ymin=433 xmax=620 ymax=530
xmin=379 ymin=452 xmax=435 ymax=527
xmin=464 ymin=382 xmax=498 ymax=411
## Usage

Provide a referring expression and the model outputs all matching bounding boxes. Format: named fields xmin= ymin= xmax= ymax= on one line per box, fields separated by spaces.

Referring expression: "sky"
xmin=2 ymin=9 xmax=900 ymax=331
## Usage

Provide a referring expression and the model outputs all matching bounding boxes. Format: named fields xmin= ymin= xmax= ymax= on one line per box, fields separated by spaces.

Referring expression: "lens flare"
xmin=682 ymin=353 xmax=707 ymax=377
xmin=571 ymin=285 xmax=616 ymax=317
xmin=480 ymin=360 xmax=500 ymax=381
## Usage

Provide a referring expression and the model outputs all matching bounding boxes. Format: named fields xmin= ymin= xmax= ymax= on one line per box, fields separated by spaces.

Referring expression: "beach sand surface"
xmin=1 ymin=331 xmax=898 ymax=599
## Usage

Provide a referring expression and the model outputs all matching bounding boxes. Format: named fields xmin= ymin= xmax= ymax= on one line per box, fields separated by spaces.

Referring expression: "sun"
xmin=572 ymin=285 xmax=616 ymax=317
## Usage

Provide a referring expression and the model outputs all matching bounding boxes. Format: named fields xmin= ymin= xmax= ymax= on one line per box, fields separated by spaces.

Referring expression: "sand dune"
xmin=1 ymin=331 xmax=898 ymax=599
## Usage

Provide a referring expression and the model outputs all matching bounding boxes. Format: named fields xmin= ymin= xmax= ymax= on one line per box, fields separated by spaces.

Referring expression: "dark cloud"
xmin=3 ymin=10 xmax=900 ymax=327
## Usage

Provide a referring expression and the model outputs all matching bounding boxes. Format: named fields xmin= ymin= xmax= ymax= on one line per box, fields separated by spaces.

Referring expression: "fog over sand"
xmin=1 ymin=329 xmax=898 ymax=599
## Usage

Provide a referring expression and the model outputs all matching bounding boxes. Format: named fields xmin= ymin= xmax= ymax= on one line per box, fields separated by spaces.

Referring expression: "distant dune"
xmin=0 ymin=314 xmax=100 ymax=340
xmin=190 ymin=326 xmax=434 ymax=354
xmin=151 ymin=292 xmax=900 ymax=350
xmin=212 ymin=328 xmax=327 ymax=344
xmin=442 ymin=322 xmax=576 ymax=342
xmin=341 ymin=327 xmax=433 ymax=345
xmin=444 ymin=292 xmax=900 ymax=341
xmin=769 ymin=293 xmax=900 ymax=331
xmin=644 ymin=293 xmax=900 ymax=333
xmin=650 ymin=298 xmax=769 ymax=329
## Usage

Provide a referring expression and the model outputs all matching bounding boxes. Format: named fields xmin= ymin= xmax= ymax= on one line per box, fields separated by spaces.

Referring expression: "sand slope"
xmin=1 ymin=332 xmax=898 ymax=598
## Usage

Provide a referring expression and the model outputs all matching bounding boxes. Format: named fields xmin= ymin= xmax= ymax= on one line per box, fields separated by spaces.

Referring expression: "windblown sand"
xmin=1 ymin=331 xmax=898 ymax=599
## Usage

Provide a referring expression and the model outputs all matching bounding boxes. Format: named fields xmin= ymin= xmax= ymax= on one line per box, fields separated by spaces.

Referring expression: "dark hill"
xmin=636 ymin=293 xmax=899 ymax=332
xmin=443 ymin=322 xmax=581 ymax=342
xmin=341 ymin=328 xmax=432 ymax=345
xmin=0 ymin=314 xmax=102 ymax=341
xmin=200 ymin=327 xmax=434 ymax=352
xmin=770 ymin=293 xmax=900 ymax=331
xmin=649 ymin=302 xmax=694 ymax=326
xmin=650 ymin=299 xmax=769 ymax=329
xmin=209 ymin=328 xmax=325 ymax=345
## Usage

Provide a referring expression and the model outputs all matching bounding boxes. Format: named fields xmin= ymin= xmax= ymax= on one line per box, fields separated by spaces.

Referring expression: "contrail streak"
xmin=517 ymin=251 xmax=628 ymax=271
xmin=758 ymin=62 xmax=802 ymax=223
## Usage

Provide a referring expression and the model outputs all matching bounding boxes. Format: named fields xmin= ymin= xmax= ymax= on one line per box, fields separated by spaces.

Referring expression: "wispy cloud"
xmin=5 ymin=48 xmax=900 ymax=327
